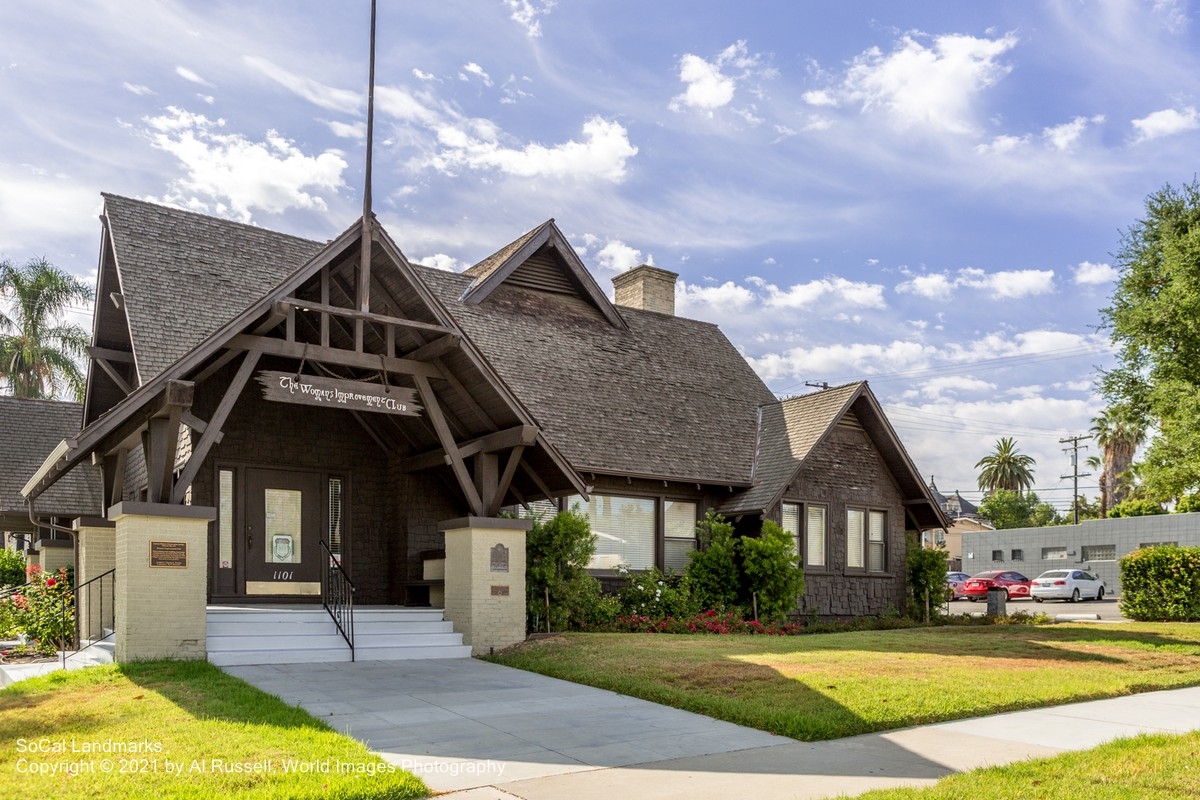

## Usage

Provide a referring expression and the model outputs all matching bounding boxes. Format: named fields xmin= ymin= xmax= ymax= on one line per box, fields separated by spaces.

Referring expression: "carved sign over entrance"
xmin=256 ymin=371 xmax=423 ymax=416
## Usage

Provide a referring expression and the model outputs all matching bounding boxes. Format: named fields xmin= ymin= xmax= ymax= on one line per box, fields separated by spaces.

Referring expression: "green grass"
xmin=1 ymin=660 xmax=427 ymax=799
xmin=855 ymin=731 xmax=1200 ymax=799
xmin=487 ymin=624 xmax=1200 ymax=740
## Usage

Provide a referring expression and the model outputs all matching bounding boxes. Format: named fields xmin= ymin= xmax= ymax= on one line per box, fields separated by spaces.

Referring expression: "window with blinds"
xmin=328 ymin=477 xmax=343 ymax=563
xmin=568 ymin=494 xmax=655 ymax=571
xmin=781 ymin=503 xmax=801 ymax=561
xmin=663 ymin=499 xmax=697 ymax=574
xmin=868 ymin=510 xmax=886 ymax=572
xmin=807 ymin=505 xmax=826 ymax=568
xmin=847 ymin=508 xmax=864 ymax=569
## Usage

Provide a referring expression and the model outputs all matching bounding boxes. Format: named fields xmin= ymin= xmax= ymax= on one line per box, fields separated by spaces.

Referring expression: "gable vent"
xmin=504 ymin=247 xmax=576 ymax=294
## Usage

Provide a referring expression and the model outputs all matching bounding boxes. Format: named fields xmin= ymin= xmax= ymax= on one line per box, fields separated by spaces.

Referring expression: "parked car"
xmin=946 ymin=571 xmax=972 ymax=600
xmin=1031 ymin=569 xmax=1106 ymax=602
xmin=962 ymin=570 xmax=1033 ymax=601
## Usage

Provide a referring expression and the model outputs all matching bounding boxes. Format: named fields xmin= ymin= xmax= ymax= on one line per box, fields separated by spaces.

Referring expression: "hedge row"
xmin=1119 ymin=545 xmax=1200 ymax=621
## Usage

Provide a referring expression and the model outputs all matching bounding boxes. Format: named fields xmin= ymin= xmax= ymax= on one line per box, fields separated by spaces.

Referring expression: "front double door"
xmin=243 ymin=468 xmax=323 ymax=596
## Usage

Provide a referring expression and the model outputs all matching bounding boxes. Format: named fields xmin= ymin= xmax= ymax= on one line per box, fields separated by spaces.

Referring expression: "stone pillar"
xmin=75 ymin=517 xmax=116 ymax=641
xmin=33 ymin=539 xmax=73 ymax=577
xmin=440 ymin=516 xmax=530 ymax=656
xmin=110 ymin=502 xmax=214 ymax=662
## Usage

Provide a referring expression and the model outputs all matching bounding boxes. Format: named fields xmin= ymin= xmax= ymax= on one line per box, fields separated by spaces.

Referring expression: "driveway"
xmin=948 ymin=597 xmax=1128 ymax=621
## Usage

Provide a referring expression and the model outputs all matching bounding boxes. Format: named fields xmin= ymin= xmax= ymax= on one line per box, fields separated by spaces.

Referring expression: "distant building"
xmin=923 ymin=478 xmax=990 ymax=571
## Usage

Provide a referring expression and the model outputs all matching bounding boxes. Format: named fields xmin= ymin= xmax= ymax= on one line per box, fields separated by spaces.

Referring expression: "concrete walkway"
xmin=224 ymin=659 xmax=1200 ymax=799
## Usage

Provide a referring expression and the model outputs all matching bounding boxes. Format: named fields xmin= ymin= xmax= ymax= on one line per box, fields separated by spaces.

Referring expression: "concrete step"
xmin=205 ymin=605 xmax=468 ymax=665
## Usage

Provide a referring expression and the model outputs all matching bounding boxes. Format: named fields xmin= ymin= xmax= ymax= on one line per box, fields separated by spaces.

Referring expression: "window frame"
xmin=846 ymin=507 xmax=888 ymax=575
xmin=559 ymin=491 xmax=701 ymax=574
xmin=781 ymin=502 xmax=827 ymax=571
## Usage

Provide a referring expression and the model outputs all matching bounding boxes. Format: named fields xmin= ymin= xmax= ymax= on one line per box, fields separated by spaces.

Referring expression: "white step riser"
xmin=205 ymin=606 xmax=469 ymax=665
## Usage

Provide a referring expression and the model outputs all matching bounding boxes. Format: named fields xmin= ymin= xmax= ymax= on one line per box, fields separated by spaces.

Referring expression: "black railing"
xmin=65 ymin=569 xmax=116 ymax=666
xmin=320 ymin=540 xmax=355 ymax=661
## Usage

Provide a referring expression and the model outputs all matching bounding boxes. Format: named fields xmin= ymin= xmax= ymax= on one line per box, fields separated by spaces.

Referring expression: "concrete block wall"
xmin=111 ymin=503 xmax=214 ymax=662
xmin=962 ymin=512 xmax=1200 ymax=596
xmin=441 ymin=517 xmax=529 ymax=655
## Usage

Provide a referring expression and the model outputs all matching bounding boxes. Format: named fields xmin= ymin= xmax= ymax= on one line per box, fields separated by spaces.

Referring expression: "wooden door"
xmin=243 ymin=468 xmax=323 ymax=596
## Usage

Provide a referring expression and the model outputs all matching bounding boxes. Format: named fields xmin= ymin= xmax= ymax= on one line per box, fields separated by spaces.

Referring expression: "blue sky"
xmin=3 ymin=1 xmax=1198 ymax=510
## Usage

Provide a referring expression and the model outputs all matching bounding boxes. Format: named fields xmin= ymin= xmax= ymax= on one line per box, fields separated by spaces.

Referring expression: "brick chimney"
xmin=611 ymin=264 xmax=679 ymax=316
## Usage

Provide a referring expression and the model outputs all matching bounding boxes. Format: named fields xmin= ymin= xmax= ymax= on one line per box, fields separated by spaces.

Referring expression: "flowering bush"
xmin=609 ymin=609 xmax=806 ymax=635
xmin=6 ymin=565 xmax=74 ymax=654
xmin=616 ymin=567 xmax=700 ymax=620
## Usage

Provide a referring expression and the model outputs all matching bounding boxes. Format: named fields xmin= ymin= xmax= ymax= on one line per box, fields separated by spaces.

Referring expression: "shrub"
xmin=0 ymin=547 xmax=25 ymax=588
xmin=617 ymin=567 xmax=699 ymax=620
xmin=739 ymin=520 xmax=805 ymax=623
xmin=525 ymin=507 xmax=600 ymax=632
xmin=685 ymin=510 xmax=741 ymax=612
xmin=574 ymin=576 xmax=623 ymax=628
xmin=906 ymin=533 xmax=950 ymax=621
xmin=8 ymin=565 xmax=74 ymax=653
xmin=1108 ymin=498 xmax=1166 ymax=518
xmin=1119 ymin=545 xmax=1200 ymax=621
xmin=1175 ymin=494 xmax=1200 ymax=514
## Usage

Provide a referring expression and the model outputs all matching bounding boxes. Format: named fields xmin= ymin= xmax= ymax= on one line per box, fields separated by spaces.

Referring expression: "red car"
xmin=962 ymin=570 xmax=1032 ymax=601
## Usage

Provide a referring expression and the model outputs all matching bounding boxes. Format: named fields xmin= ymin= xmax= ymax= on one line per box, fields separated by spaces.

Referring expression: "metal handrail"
xmin=320 ymin=540 xmax=355 ymax=661
xmin=0 ymin=580 xmax=34 ymax=602
xmin=64 ymin=568 xmax=116 ymax=666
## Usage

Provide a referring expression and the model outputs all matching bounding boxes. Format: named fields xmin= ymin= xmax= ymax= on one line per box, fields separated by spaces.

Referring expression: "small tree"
xmin=1108 ymin=498 xmax=1166 ymax=518
xmin=685 ymin=509 xmax=740 ymax=612
xmin=525 ymin=507 xmax=598 ymax=632
xmin=906 ymin=533 xmax=949 ymax=621
xmin=739 ymin=520 xmax=804 ymax=623
xmin=0 ymin=547 xmax=25 ymax=587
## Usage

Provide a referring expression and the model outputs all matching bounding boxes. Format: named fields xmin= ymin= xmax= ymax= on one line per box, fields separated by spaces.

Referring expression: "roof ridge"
xmin=101 ymin=193 xmax=324 ymax=247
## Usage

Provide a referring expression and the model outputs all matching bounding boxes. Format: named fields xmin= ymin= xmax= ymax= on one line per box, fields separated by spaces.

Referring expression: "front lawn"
xmin=487 ymin=624 xmax=1200 ymax=740
xmin=1 ymin=660 xmax=427 ymax=799
xmin=856 ymin=731 xmax=1200 ymax=799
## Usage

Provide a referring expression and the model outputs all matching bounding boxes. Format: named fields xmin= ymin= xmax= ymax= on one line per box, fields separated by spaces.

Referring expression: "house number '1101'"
xmin=273 ymin=571 xmax=294 ymax=580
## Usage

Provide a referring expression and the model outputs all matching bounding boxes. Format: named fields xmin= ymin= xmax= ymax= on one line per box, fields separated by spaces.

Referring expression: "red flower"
xmin=45 ymin=578 xmax=57 ymax=587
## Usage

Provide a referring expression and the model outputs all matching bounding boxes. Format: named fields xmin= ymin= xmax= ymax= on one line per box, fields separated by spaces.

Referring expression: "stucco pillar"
xmin=74 ymin=517 xmax=116 ymax=641
xmin=110 ymin=502 xmax=214 ymax=662
xmin=439 ymin=516 xmax=530 ymax=656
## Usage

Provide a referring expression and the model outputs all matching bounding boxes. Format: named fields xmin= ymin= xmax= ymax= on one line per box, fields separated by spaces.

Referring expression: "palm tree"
xmin=1085 ymin=454 xmax=1107 ymax=517
xmin=975 ymin=437 xmax=1036 ymax=494
xmin=0 ymin=257 xmax=94 ymax=400
xmin=1090 ymin=406 xmax=1146 ymax=511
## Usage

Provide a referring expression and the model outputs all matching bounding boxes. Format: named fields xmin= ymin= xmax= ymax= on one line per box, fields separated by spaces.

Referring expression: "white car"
xmin=1031 ymin=569 xmax=1106 ymax=602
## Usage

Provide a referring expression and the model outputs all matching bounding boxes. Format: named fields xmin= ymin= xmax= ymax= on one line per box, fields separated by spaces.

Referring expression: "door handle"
xmin=246 ymin=526 xmax=253 ymax=549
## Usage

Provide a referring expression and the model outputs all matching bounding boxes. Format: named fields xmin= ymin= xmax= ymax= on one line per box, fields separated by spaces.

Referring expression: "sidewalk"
xmin=224 ymin=659 xmax=1200 ymax=800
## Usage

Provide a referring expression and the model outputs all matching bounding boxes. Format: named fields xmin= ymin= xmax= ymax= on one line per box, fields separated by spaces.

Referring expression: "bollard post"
xmin=986 ymin=586 xmax=1007 ymax=618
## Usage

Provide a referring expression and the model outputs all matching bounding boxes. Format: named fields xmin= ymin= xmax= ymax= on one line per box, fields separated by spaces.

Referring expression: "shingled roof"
xmin=0 ymin=397 xmax=101 ymax=520
xmin=97 ymin=197 xmax=775 ymax=487
xmin=102 ymin=194 xmax=324 ymax=382
xmin=719 ymin=383 xmax=946 ymax=528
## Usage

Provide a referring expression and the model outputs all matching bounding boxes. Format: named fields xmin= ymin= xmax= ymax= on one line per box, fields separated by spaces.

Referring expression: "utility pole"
xmin=1060 ymin=434 xmax=1091 ymax=524
xmin=804 ymin=380 xmax=831 ymax=391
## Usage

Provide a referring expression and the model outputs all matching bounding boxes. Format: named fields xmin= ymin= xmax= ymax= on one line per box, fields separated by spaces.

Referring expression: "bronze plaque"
xmin=490 ymin=585 xmax=510 ymax=596
xmin=149 ymin=540 xmax=188 ymax=569
xmin=256 ymin=371 xmax=422 ymax=417
xmin=490 ymin=543 xmax=509 ymax=573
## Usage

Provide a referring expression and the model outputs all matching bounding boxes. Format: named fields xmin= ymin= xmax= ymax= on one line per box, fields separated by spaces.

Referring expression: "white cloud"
xmin=459 ymin=62 xmax=493 ymax=87
xmin=175 ymin=66 xmax=212 ymax=87
xmin=920 ymin=375 xmax=998 ymax=400
xmin=324 ymin=120 xmax=366 ymax=139
xmin=841 ymin=31 xmax=1018 ymax=134
xmin=501 ymin=75 xmax=533 ymax=104
xmin=142 ymin=107 xmax=347 ymax=223
xmin=416 ymin=253 xmax=464 ymax=272
xmin=676 ymin=280 xmax=755 ymax=314
xmin=1043 ymin=115 xmax=1104 ymax=151
xmin=974 ymin=134 xmax=1030 ymax=155
xmin=669 ymin=40 xmax=765 ymax=115
xmin=1074 ymin=260 xmax=1120 ymax=284
xmin=756 ymin=276 xmax=887 ymax=310
xmin=503 ymin=0 xmax=555 ymax=38
xmin=1131 ymin=106 xmax=1200 ymax=142
xmin=0 ymin=164 xmax=100 ymax=253
xmin=750 ymin=340 xmax=934 ymax=383
xmin=244 ymin=56 xmax=361 ymax=114
xmin=897 ymin=267 xmax=1055 ymax=299
xmin=802 ymin=89 xmax=838 ymax=107
xmin=426 ymin=115 xmax=638 ymax=182
xmin=123 ymin=82 xmax=154 ymax=96
xmin=595 ymin=240 xmax=651 ymax=272
xmin=412 ymin=68 xmax=435 ymax=82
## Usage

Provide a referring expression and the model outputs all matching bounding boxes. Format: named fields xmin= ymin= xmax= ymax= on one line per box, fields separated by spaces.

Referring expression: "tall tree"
xmin=1085 ymin=454 xmax=1107 ymax=517
xmin=1101 ymin=179 xmax=1200 ymax=502
xmin=0 ymin=257 xmax=94 ymax=400
xmin=975 ymin=436 xmax=1036 ymax=494
xmin=1090 ymin=405 xmax=1146 ymax=513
